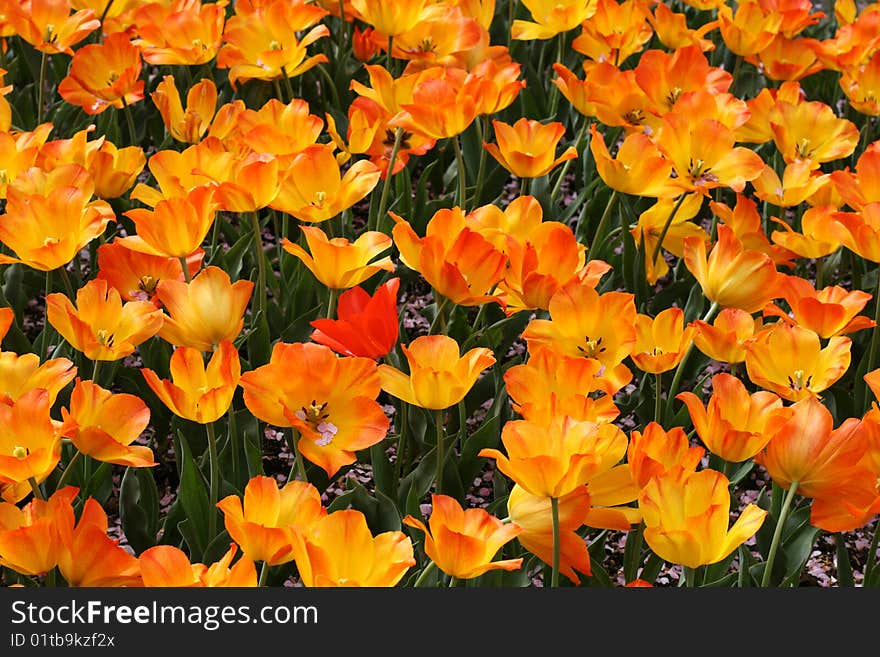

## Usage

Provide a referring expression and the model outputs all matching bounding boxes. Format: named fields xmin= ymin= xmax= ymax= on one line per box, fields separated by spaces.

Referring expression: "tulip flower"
xmin=483 ymin=118 xmax=577 ymax=180
xmin=10 ymin=0 xmax=100 ymax=55
xmin=770 ymin=99 xmax=859 ymax=168
xmin=122 ymin=185 xmax=220 ymax=260
xmin=270 ymin=144 xmax=381 ymax=223
xmin=59 ymin=379 xmax=155 ymax=468
xmin=504 ymin=346 xmax=621 ymax=423
xmin=831 ymin=202 xmax=880 ymax=263
xmin=290 ymin=509 xmax=416 ymax=587
xmin=691 ymin=308 xmax=763 ymax=364
xmin=677 ymin=373 xmax=789 ymax=463
xmin=840 ymin=50 xmax=880 ymax=116
xmin=216 ymin=475 xmax=327 ymax=566
xmin=632 ymin=193 xmax=709 ymax=284
xmin=479 ymin=415 xmax=628 ymax=499
xmin=572 ymin=0 xmax=653 ymax=64
xmin=142 ymin=340 xmax=240 ymax=425
xmin=521 ymin=280 xmax=637 ymax=392
xmin=770 ymin=206 xmax=842 ymax=259
xmin=507 ymin=484 xmax=592 ymax=584
xmin=683 ymin=224 xmax=783 ymax=314
xmin=309 ymin=278 xmax=400 ymax=359
xmin=378 ymin=334 xmax=495 ymax=410
xmin=471 ymin=58 xmax=526 ymax=116
xmin=0 ymin=487 xmax=77 ymax=575
xmin=96 ymin=239 xmax=204 ymax=304
xmin=512 ymin=0 xmax=598 ymax=40
xmin=88 ymin=140 xmax=147 ymax=200
xmin=46 ymin=278 xmax=165 ymax=362
xmin=763 ymin=275 xmax=875 ymax=338
xmin=151 ymin=76 xmax=218 ymax=144
xmin=744 ymin=323 xmax=852 ymax=402
xmin=216 ymin=0 xmax=330 ymax=88
xmin=627 ymin=422 xmax=705 ymax=489
xmin=749 ymin=34 xmax=823 ymax=82
xmin=0 ymin=130 xmax=45 ymax=200
xmin=129 ymin=139 xmax=234 ymax=206
xmin=589 ymin=125 xmax=678 ymax=198
xmin=131 ymin=0 xmax=228 ymax=66
xmin=231 ymin=98 xmax=324 ymax=160
xmin=55 ymin=496 xmax=142 ymax=587
xmin=58 ymin=32 xmax=145 ymax=115
xmin=349 ymin=0 xmax=432 ymax=36
xmin=139 ymin=544 xmax=257 ymax=587
xmin=155 ymin=266 xmax=253 ymax=351
xmin=0 ymin=164 xmax=115 ymax=272
xmin=631 ymin=307 xmax=697 ymax=374
xmin=390 ymin=208 xmax=507 ymax=308
xmin=751 ymin=161 xmax=830 ymax=208
xmin=239 ymin=342 xmax=390 ymax=478
xmin=0 ymin=389 xmax=61 ymax=503
xmin=282 ymin=226 xmax=394 ymax=291
xmin=634 ymin=46 xmax=732 ymax=115
xmin=639 ymin=466 xmax=767 ymax=569
xmin=403 ymin=495 xmax=523 ymax=580
xmin=717 ymin=1 xmax=783 ymax=56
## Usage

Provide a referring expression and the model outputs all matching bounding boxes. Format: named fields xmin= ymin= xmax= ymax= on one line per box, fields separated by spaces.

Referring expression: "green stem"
xmin=40 ymin=269 xmax=53 ymax=362
xmin=36 ymin=51 xmax=47 ymax=126
xmin=100 ymin=0 xmax=116 ymax=24
xmin=551 ymin=496 xmax=561 ymax=588
xmin=386 ymin=35 xmax=394 ymax=75
xmin=286 ymin=428 xmax=308 ymax=483
xmin=448 ymin=576 xmax=459 ymax=588
xmin=258 ymin=561 xmax=269 ymax=587
xmin=507 ymin=0 xmax=516 ymax=47
xmin=761 ymin=481 xmax=799 ymax=587
xmin=547 ymin=32 xmax=565 ymax=117
xmin=394 ymin=402 xmax=409 ymax=484
xmin=685 ymin=566 xmax=697 ymax=588
xmin=372 ymin=127 xmax=403 ymax=233
xmin=863 ymin=519 xmax=880 ymax=585
xmin=121 ymin=96 xmax=137 ymax=146
xmin=337 ymin=0 xmax=348 ymax=51
xmin=434 ymin=409 xmax=445 ymax=496
xmin=452 ymin=135 xmax=467 ymax=209
xmin=326 ymin=287 xmax=339 ymax=319
xmin=250 ymin=212 xmax=266 ymax=319
xmin=28 ymin=477 xmax=46 ymax=501
xmin=520 ymin=176 xmax=531 ymax=197
xmin=413 ymin=561 xmax=438 ymax=587
xmin=273 ymin=78 xmax=285 ymax=103
xmin=862 ymin=273 xmax=880 ymax=411
xmin=206 ymin=421 xmax=219 ymax=540
xmin=663 ymin=301 xmax=720 ymax=421
xmin=58 ymin=267 xmax=75 ymax=299
xmin=92 ymin=359 xmax=102 ymax=386
xmin=56 ymin=450 xmax=82 ymax=490
xmin=429 ymin=294 xmax=449 ymax=335
xmin=651 ymin=193 xmax=689 ymax=265
xmin=549 ymin=117 xmax=588 ymax=207
xmin=472 ymin=115 xmax=490 ymax=208
xmin=280 ymin=66 xmax=295 ymax=105
xmin=587 ymin=189 xmax=619 ymax=260
xmin=654 ymin=372 xmax=663 ymax=425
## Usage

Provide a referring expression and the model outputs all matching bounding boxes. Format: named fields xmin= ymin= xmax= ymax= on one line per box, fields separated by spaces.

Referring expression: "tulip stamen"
xmin=295 ymin=400 xmax=337 ymax=446
xmin=787 ymin=369 xmax=812 ymax=391
xmin=12 ymin=445 xmax=28 ymax=459
xmin=577 ymin=335 xmax=607 ymax=358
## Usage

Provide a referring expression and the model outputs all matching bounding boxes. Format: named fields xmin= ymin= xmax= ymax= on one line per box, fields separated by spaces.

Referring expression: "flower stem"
xmin=326 ymin=287 xmax=339 ymax=319
xmin=394 ymin=401 xmax=409 ymax=484
xmin=28 ymin=477 xmax=46 ymax=501
xmin=413 ymin=561 xmax=438 ymax=587
xmin=685 ymin=566 xmax=697 ymax=588
xmin=92 ymin=359 xmax=102 ymax=386
xmin=551 ymin=496 xmax=561 ymax=588
xmin=372 ymin=127 xmax=403 ymax=233
xmin=651 ymin=193 xmax=689 ymax=266
xmin=121 ymin=96 xmax=137 ymax=146
xmin=258 ymin=561 xmax=269 ymax=587
xmin=549 ymin=117 xmax=588 ymax=207
xmin=56 ymin=450 xmax=82 ymax=490
xmin=654 ymin=372 xmax=663 ymax=425
xmin=36 ymin=51 xmax=48 ymax=126
xmin=862 ymin=273 xmax=880 ymax=411
xmin=280 ymin=66 xmax=295 ymax=104
xmin=286 ymin=428 xmax=308 ymax=483
xmin=761 ymin=481 xmax=799 ymax=587
xmin=178 ymin=256 xmax=192 ymax=283
xmin=452 ymin=135 xmax=467 ymax=209
xmin=386 ymin=35 xmax=394 ymax=75
xmin=205 ymin=421 xmax=219 ymax=540
xmin=663 ymin=301 xmax=719 ymax=421
xmin=434 ymin=409 xmax=445 ymax=496
xmin=250 ymin=211 xmax=266 ymax=319
xmin=864 ymin=519 xmax=880 ymax=585
xmin=472 ymin=115 xmax=490 ymax=208
xmin=587 ymin=189 xmax=619 ymax=260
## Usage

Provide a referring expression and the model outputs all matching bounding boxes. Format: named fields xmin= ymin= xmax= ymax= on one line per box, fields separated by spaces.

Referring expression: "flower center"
xmin=12 ymin=445 xmax=27 ymax=459
xmin=577 ymin=335 xmax=607 ymax=359
xmin=787 ymin=369 xmax=813 ymax=391
xmin=96 ymin=329 xmax=116 ymax=348
xmin=295 ymin=400 xmax=338 ymax=447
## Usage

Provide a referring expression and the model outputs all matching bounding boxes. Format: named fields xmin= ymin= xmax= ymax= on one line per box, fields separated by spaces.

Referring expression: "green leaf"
xmin=119 ymin=467 xmax=160 ymax=555
xmin=175 ymin=431 xmax=212 ymax=560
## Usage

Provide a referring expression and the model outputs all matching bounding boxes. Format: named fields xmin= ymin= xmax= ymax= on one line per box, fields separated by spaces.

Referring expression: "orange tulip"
xmin=291 ymin=509 xmax=416 ymax=587
xmin=128 ymin=141 xmax=228 ymax=206
xmin=96 ymin=238 xmax=204 ymax=304
xmin=627 ymin=422 xmax=704 ymax=490
xmin=479 ymin=415 xmax=628 ymax=499
xmin=403 ymin=494 xmax=522 ymax=579
xmin=151 ymin=76 xmax=218 ymax=144
xmin=58 ymin=32 xmax=144 ymax=115
xmin=216 ymin=0 xmax=329 ymax=88
xmin=349 ymin=0 xmax=431 ymax=36
xmin=378 ymin=334 xmax=495 ymax=410
xmin=0 ymin=164 xmax=115 ymax=271
xmin=10 ymin=0 xmax=100 ymax=54
xmin=554 ymin=63 xmax=651 ymax=131
xmin=131 ymin=0 xmax=227 ymax=66
xmin=677 ymin=373 xmax=788 ymax=463
xmin=46 ymin=278 xmax=165 ymax=362
xmin=830 ymin=142 xmax=880 ymax=210
xmin=521 ymin=280 xmax=637 ymax=392
xmin=683 ymin=224 xmax=783 ymax=314
xmin=88 ymin=140 xmax=147 ymax=200
xmin=0 ymin=129 xmax=45 ymax=200
xmin=831 ymin=202 xmax=880 ymax=263
xmin=770 ymin=98 xmax=859 ymax=168
xmin=0 ymin=486 xmax=76 ymax=575
xmin=632 ymin=194 xmax=709 ymax=284
xmin=0 ymin=389 xmax=61 ymax=503
xmin=639 ymin=466 xmax=767 ymax=569
xmin=840 ymin=50 xmax=880 ymax=116
xmin=232 ymin=98 xmax=324 ymax=160
xmin=391 ymin=207 xmax=507 ymax=307
xmin=142 ymin=340 xmax=240 ymax=425
xmin=763 ymin=274 xmax=875 ymax=338
xmin=512 ymin=0 xmax=598 ymax=40
xmin=59 ymin=379 xmax=155 ymax=468
xmin=744 ymin=323 xmax=852 ymax=402
xmin=239 ymin=342 xmax=390 ymax=478
xmin=507 ymin=484 xmax=592 ymax=584
xmin=282 ymin=225 xmax=393 ymax=290
xmin=571 ymin=0 xmax=652 ymax=65
xmin=270 ymin=144 xmax=381 ymax=223
xmin=483 ymin=118 xmax=577 ymax=179
xmin=471 ymin=57 xmax=525 ymax=116
xmin=717 ymin=1 xmax=783 ymax=57
xmin=709 ymin=195 xmax=797 ymax=268
xmin=631 ymin=307 xmax=697 ymax=374
xmin=589 ymin=125 xmax=678 ymax=198
xmin=751 ymin=161 xmax=830 ymax=208
xmin=55 ymin=496 xmax=142 ymax=587
xmin=139 ymin=544 xmax=256 ymax=587
xmin=633 ymin=46 xmax=731 ymax=116
xmin=748 ymin=34 xmax=823 ymax=82
xmin=649 ymin=2 xmax=717 ymax=52
xmin=155 ymin=266 xmax=253 ymax=351
xmin=504 ymin=346 xmax=621 ymax=423
xmin=216 ymin=475 xmax=326 ymax=566
xmin=770 ymin=206 xmax=841 ymax=259
xmin=121 ymin=185 xmax=219 ymax=259
xmin=691 ymin=307 xmax=764 ymax=364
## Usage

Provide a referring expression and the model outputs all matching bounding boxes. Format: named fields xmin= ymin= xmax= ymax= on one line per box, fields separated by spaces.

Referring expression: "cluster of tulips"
xmin=2 ymin=0 xmax=880 ymax=589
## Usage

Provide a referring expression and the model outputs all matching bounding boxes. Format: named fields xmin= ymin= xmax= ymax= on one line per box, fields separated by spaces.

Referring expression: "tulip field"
xmin=3 ymin=0 xmax=880 ymax=590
